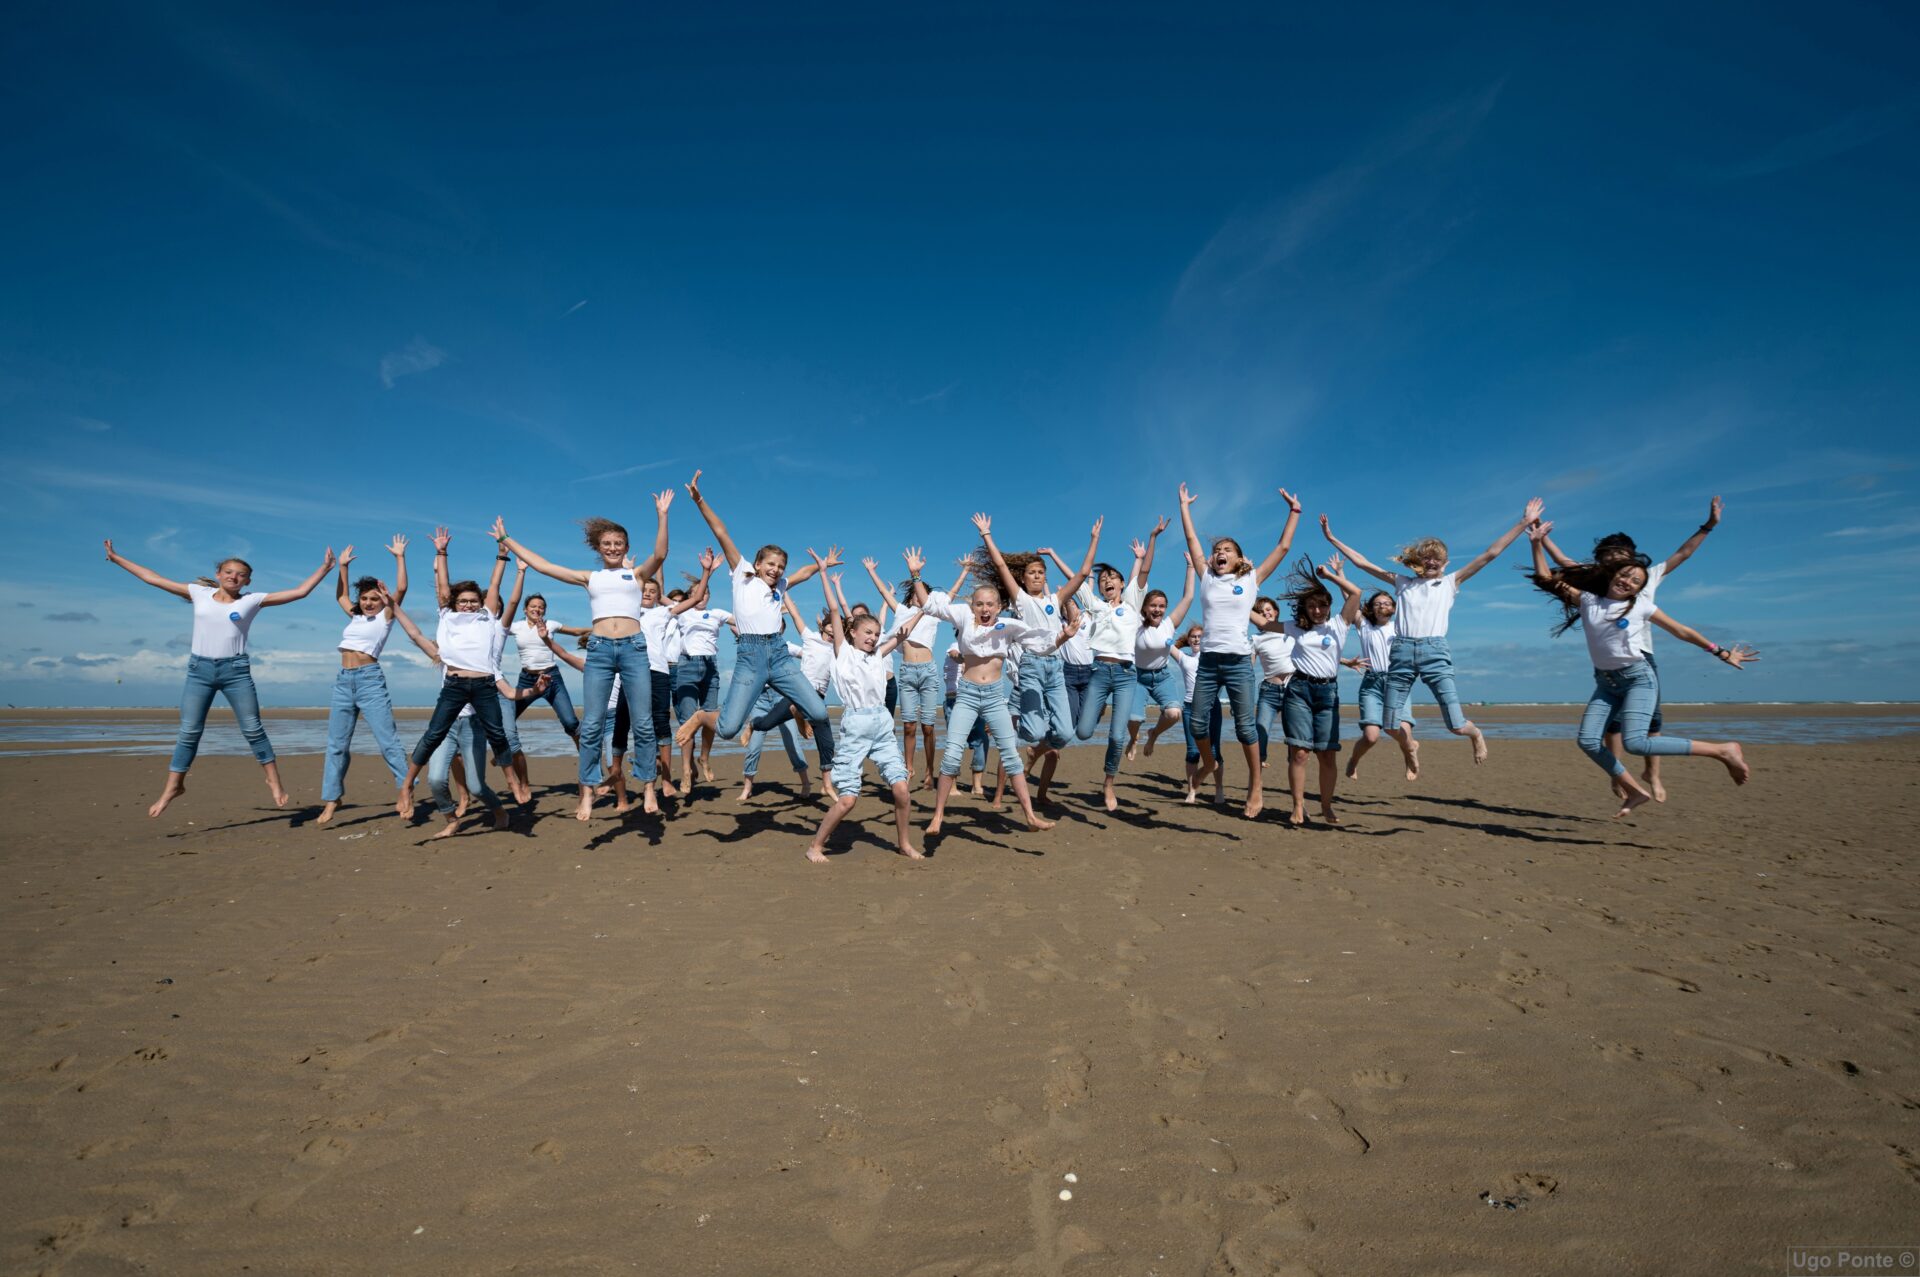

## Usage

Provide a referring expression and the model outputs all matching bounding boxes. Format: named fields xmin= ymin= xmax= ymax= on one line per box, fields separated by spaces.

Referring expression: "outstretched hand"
xmin=861 ymin=555 xmax=879 ymax=572
xmin=1129 ymin=538 xmax=1146 ymax=558
xmin=488 ymin=517 xmax=507 ymax=543
xmin=904 ymin=546 xmax=926 ymax=575
xmin=971 ymin=512 xmax=992 ymax=537
xmin=654 ymin=489 xmax=674 ymax=515
xmin=1527 ymin=519 xmax=1554 ymax=543
xmin=1723 ymin=642 xmax=1760 ymax=670
xmin=1523 ymin=496 xmax=1545 ymax=525
xmin=321 ymin=547 xmax=337 ymax=571
xmin=1278 ymin=488 xmax=1301 ymax=513
xmin=387 ymin=533 xmax=409 ymax=556
xmin=103 ymin=538 xmax=116 ymax=561
xmin=685 ymin=469 xmax=704 ymax=502
xmin=433 ymin=526 xmax=451 ymax=553
xmin=698 ymin=546 xmax=719 ymax=573
xmin=818 ymin=544 xmax=844 ymax=570
xmin=1318 ymin=513 xmax=1332 ymax=539
xmin=339 ymin=545 xmax=356 ymax=568
xmin=1151 ymin=514 xmax=1170 ymax=537
xmin=1178 ymin=483 xmax=1196 ymax=507
xmin=1706 ymin=495 xmax=1724 ymax=528
xmin=1317 ymin=552 xmax=1345 ymax=579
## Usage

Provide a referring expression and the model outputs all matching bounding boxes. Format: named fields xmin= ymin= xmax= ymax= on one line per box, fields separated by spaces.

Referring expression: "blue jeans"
xmin=1357 ymin=670 xmax=1413 ymax=729
xmin=321 ymin=664 xmax=407 ymax=801
xmin=1603 ymin=651 xmax=1663 ymax=736
xmin=1255 ymin=678 xmax=1288 ymax=764
xmin=1384 ymin=636 xmax=1468 ymax=733
xmin=941 ymin=678 xmax=1023 ymax=777
xmin=897 ymin=660 xmax=941 ymax=725
xmin=170 ymin=654 xmax=275 ymax=773
xmin=1063 ymin=661 xmax=1093 ymax=725
xmin=945 ymin=694 xmax=988 ymax=773
xmin=1184 ymin=697 xmax=1225 ymax=765
xmin=671 ymin=655 xmax=721 ymax=723
xmin=743 ymin=687 xmax=808 ymax=779
xmin=1128 ymin=664 xmax=1182 ymax=724
xmin=1075 ymin=660 xmax=1138 ymax=776
xmin=1282 ymin=677 xmax=1341 ymax=752
xmin=580 ymin=634 xmax=655 ymax=784
xmin=1191 ymin=652 xmax=1258 ymax=746
xmin=1017 ymin=651 xmax=1074 ymax=749
xmin=1579 ymin=662 xmax=1693 ymax=776
xmin=717 ymin=635 xmax=828 ymax=741
xmin=649 ymin=670 xmax=673 ymax=751
xmin=514 ymin=666 xmax=579 ymax=735
xmin=411 ymin=674 xmax=512 ymax=767
xmin=428 ymin=718 xmax=497 ymax=813
xmin=832 ymin=706 xmax=908 ymax=795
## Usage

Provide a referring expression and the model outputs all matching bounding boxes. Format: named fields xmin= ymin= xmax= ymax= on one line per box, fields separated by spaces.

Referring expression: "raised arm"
xmin=484 ymin=546 xmax=509 ymax=616
xmin=489 ymin=518 xmax=591 ymax=587
xmin=1052 ymin=517 xmax=1102 ymax=607
xmin=685 ymin=469 xmax=744 ymax=569
xmin=1539 ymin=528 xmax=1578 ymax=570
xmin=499 ymin=560 xmax=528 ymax=626
xmin=1663 ymin=496 xmax=1723 ymax=574
xmin=1135 ymin=515 xmax=1169 ymax=587
xmin=1177 ymin=483 xmax=1207 ymax=574
xmin=1527 ymin=521 xmax=1577 ymax=604
xmin=1320 ymin=554 xmax=1363 ymax=625
xmin=945 ymin=559 xmax=971 ymax=601
xmin=1320 ymin=514 xmax=1396 ymax=585
xmin=874 ymin=606 xmax=923 ymax=659
xmin=103 ymin=540 xmax=192 ymax=599
xmin=823 ymin=570 xmax=847 ymax=653
xmin=787 ymin=544 xmax=841 ymax=589
xmin=634 ymin=490 xmax=673 ymax=580
xmin=389 ymin=596 xmax=439 ymax=662
xmin=537 ymin=620 xmax=587 ymax=672
xmin=1650 ymin=609 xmax=1758 ymax=669
xmin=387 ymin=533 xmax=410 ymax=607
xmin=333 ymin=545 xmax=358 ymax=617
xmin=669 ymin=548 xmax=720 ymax=616
xmin=1251 ymin=489 xmax=1303 ymax=583
xmin=432 ymin=526 xmax=452 ymax=607
xmin=1168 ymin=558 xmax=1197 ymax=629
xmin=261 ymin=548 xmax=337 ymax=607
xmin=972 ymin=513 xmax=1022 ymax=604
xmin=863 ymin=555 xmax=903 ymax=611
xmin=1455 ymin=497 xmax=1545 ymax=586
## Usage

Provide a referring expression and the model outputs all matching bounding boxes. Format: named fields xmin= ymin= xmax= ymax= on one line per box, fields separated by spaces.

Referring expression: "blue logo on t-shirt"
xmin=620 ymin=573 xmax=632 ymax=581
xmin=1115 ymin=608 xmax=1126 ymax=617
xmin=993 ymin=622 xmax=1005 ymax=631
xmin=1044 ymin=604 xmax=1054 ymax=615
xmin=1615 ymin=618 xmax=1631 ymax=629
xmin=228 ymin=612 xmax=242 ymax=622
xmin=701 ymin=612 xmax=710 ymax=620
xmin=1232 ymin=586 xmax=1244 ymax=595
xmin=1321 ymin=636 xmax=1333 ymax=646
xmin=771 ymin=589 xmax=782 ymax=602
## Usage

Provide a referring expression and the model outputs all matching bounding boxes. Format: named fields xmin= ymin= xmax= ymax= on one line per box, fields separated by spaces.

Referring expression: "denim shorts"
xmin=1281 ymin=677 xmax=1341 ymax=752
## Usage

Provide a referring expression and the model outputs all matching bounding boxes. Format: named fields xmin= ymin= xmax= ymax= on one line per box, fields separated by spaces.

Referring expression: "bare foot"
xmin=1644 ymin=770 xmax=1668 ymax=802
xmin=148 ymin=775 xmax=187 ymax=819
xmin=673 ymin=720 xmax=700 ymax=749
xmin=660 ymin=779 xmax=679 ymax=799
xmin=1025 ymin=813 xmax=1056 ymax=831
xmin=1212 ymin=784 xmax=1225 ymax=803
xmin=1103 ymin=787 xmax=1118 ymax=814
xmin=493 ymin=807 xmax=511 ymax=831
xmin=429 ymin=817 xmax=459 ymax=840
xmin=1721 ymin=743 xmax=1750 ymax=786
xmin=1404 ymin=741 xmax=1421 ymax=781
xmin=394 ymin=788 xmax=413 ymax=819
xmin=736 ymin=781 xmax=754 ymax=802
xmin=1142 ymin=736 xmax=1156 ymax=758
xmin=1124 ymin=742 xmax=1138 ymax=762
xmin=1034 ymin=784 xmax=1051 ymax=805
xmin=508 ymin=776 xmax=530 ymax=805
xmin=1288 ymin=809 xmax=1307 ymax=827
xmin=800 ymin=775 xmax=815 ymax=800
xmin=615 ymin=799 xmax=638 ymax=815
xmin=1615 ymin=790 xmax=1654 ymax=819
xmin=575 ymin=793 xmax=594 ymax=822
xmin=805 ymin=844 xmax=829 ymax=864
xmin=926 ymin=814 xmax=944 ymax=835
xmin=1182 ymin=789 xmax=1198 ymax=805
xmin=896 ymin=843 xmax=924 ymax=860
xmin=699 ymin=759 xmax=715 ymax=783
xmin=1344 ymin=758 xmax=1359 ymax=780
xmin=796 ymin=719 xmax=813 ymax=741
xmin=1243 ymin=794 xmax=1264 ymax=820
xmin=642 ymin=789 xmax=660 ymax=815
xmin=1470 ymin=730 xmax=1488 ymax=765
xmin=454 ymin=795 xmax=471 ymax=819
xmin=270 ymin=785 xmax=290 ymax=808
xmin=594 ymin=782 xmax=612 ymax=798
xmin=315 ymin=802 xmax=338 ymax=827
xmin=1319 ymin=808 xmax=1342 ymax=826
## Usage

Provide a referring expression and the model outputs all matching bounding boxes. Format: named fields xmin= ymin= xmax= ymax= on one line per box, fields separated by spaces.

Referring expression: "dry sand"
xmin=2 ymin=725 xmax=1916 ymax=1275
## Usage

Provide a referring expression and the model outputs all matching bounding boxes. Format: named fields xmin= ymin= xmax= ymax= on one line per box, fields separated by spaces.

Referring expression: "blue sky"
xmin=3 ymin=2 xmax=1916 ymax=706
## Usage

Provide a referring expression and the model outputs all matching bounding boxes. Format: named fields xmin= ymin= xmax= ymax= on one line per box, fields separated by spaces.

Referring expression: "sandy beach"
xmin=2 ymin=724 xmax=1916 ymax=1275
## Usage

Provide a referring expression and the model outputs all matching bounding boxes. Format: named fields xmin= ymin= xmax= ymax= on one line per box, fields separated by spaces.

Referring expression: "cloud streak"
xmin=380 ymin=337 xmax=448 ymax=389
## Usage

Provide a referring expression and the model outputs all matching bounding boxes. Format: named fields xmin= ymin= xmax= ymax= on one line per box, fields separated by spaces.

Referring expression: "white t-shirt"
xmin=1390 ymin=571 xmax=1459 ymax=639
xmin=677 ymin=608 xmax=731 ymax=658
xmin=1134 ymin=619 xmax=1177 ymax=672
xmin=456 ymin=628 xmax=511 ymax=720
xmin=437 ymin=608 xmax=498 ymax=673
xmin=1199 ymin=572 xmax=1258 ymax=654
xmin=730 ymin=562 xmax=790 ymax=635
xmin=1173 ymin=647 xmax=1202 ymax=702
xmin=188 ymin=584 xmax=267 ymax=659
xmin=339 ymin=612 xmax=393 ymax=659
xmin=796 ymin=624 xmax=834 ymax=693
xmin=1014 ymin=591 xmax=1066 ymax=655
xmin=511 ymin=618 xmax=559 ymax=671
xmin=1285 ymin=617 xmax=1349 ymax=680
xmin=1251 ymin=630 xmax=1296 ymax=682
xmin=1631 ymin=563 xmax=1667 ymax=655
xmin=1580 ymin=591 xmax=1659 ymax=670
xmin=586 ymin=568 xmax=644 ymax=622
xmin=1060 ymin=621 xmax=1092 ymax=665
xmin=942 ymin=645 xmax=964 ymax=696
xmin=929 ymin=598 xmax=1037 ymax=662
xmin=638 ymin=605 xmax=678 ymax=675
xmin=1074 ymin=579 xmax=1147 ymax=661
xmin=900 ymin=588 xmax=944 ymax=649
xmin=832 ymin=646 xmax=891 ymax=711
xmin=1357 ymin=618 xmax=1396 ymax=672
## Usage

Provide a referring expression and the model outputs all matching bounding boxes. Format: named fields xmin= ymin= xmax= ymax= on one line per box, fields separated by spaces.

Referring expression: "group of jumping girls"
xmin=104 ymin=473 xmax=1754 ymax=862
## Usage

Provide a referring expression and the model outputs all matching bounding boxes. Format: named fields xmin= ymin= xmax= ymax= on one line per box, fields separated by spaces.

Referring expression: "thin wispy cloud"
xmin=562 ymin=299 xmax=588 ymax=317
xmin=45 ymin=612 xmax=98 ymax=623
xmin=71 ymin=416 xmax=112 ymax=433
xmin=29 ymin=465 xmax=436 ymax=529
xmin=1825 ymin=521 xmax=1920 ymax=539
xmin=1710 ymin=99 xmax=1917 ymax=182
xmin=907 ymin=382 xmax=958 ymax=406
xmin=379 ymin=338 xmax=448 ymax=389
xmin=572 ymin=458 xmax=681 ymax=485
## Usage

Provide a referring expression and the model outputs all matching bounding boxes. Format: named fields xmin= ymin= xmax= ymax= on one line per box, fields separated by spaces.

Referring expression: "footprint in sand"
xmin=822 ymin=1155 xmax=892 ymax=1250
xmin=1151 ymin=1114 xmax=1238 ymax=1173
xmin=1292 ymin=1089 xmax=1369 ymax=1155
xmin=1211 ymin=1184 xmax=1318 ymax=1276
xmin=1350 ymin=1067 xmax=1408 ymax=1113
xmin=1044 ymin=1049 xmax=1092 ymax=1111
xmin=744 ymin=1014 xmax=791 ymax=1050
xmin=643 ymin=1144 xmax=716 ymax=1174
xmin=432 ymin=942 xmax=474 ymax=966
xmin=934 ymin=953 xmax=988 ymax=1025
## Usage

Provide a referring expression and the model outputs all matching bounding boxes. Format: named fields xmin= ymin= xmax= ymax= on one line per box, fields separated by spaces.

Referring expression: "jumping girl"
xmin=317 ymin=537 xmax=412 ymax=826
xmin=1261 ymin=555 xmax=1362 ymax=826
xmin=639 ymin=552 xmax=718 ymax=799
xmin=1247 ymin=595 xmax=1296 ymax=768
xmin=1060 ymin=517 xmax=1160 ymax=813
xmin=923 ymin=549 xmax=1077 ymax=836
xmin=1526 ymin=521 xmax=1754 ymax=815
xmin=105 ymin=539 xmax=334 ymax=818
xmin=673 ymin=469 xmax=836 ymax=762
xmin=1169 ymin=625 xmax=1225 ymax=804
xmin=972 ymin=516 xmax=1101 ymax=801
xmin=1534 ymin=497 xmax=1724 ymax=802
xmin=1342 ymin=591 xmax=1419 ymax=781
xmin=492 ymin=492 xmax=673 ymax=819
xmin=804 ymin=573 xmax=926 ymax=863
xmin=1174 ymin=482 xmax=1304 ymax=819
xmin=1320 ymin=500 xmax=1542 ymax=768
xmin=508 ymin=587 xmax=580 ymax=746
xmin=862 ymin=548 xmax=944 ymax=789
xmin=1126 ymin=557 xmax=1195 ymax=762
xmin=672 ymin=595 xmax=731 ymax=788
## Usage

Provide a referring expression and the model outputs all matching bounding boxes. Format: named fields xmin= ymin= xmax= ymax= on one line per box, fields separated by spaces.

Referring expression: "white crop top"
xmin=1357 ymin=618 xmax=1396 ymax=672
xmin=929 ymin=598 xmax=1036 ymax=663
xmin=1251 ymin=630 xmax=1296 ymax=681
xmin=586 ymin=568 xmax=645 ymax=622
xmin=338 ymin=612 xmax=393 ymax=659
xmin=188 ymin=584 xmax=268 ymax=659
xmin=639 ymin=605 xmax=677 ymax=675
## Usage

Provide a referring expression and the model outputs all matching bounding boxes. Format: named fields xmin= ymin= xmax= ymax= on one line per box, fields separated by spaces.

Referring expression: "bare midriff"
xmin=591 ymin=617 xmax=642 ymax=639
xmin=960 ymin=654 xmax=1004 ymax=685
xmin=340 ymin=650 xmax=379 ymax=669
xmin=900 ymin=641 xmax=935 ymax=664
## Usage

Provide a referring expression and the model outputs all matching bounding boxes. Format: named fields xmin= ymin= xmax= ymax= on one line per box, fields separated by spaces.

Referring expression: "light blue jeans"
xmin=1578 ymin=662 xmax=1693 ymax=776
xmin=672 ymin=655 xmax=721 ymax=723
xmin=171 ymin=654 xmax=275 ymax=773
xmin=1017 ymin=651 xmax=1074 ymax=749
xmin=429 ymin=718 xmax=498 ymax=814
xmin=1191 ymin=652 xmax=1258 ymax=746
xmin=1384 ymin=636 xmax=1468 ymax=732
xmin=1184 ymin=697 xmax=1225 ymax=764
xmin=321 ymin=664 xmax=408 ymax=801
xmin=1076 ymin=660 xmax=1138 ymax=776
xmin=1128 ymin=663 xmax=1182 ymax=724
xmin=744 ymin=687 xmax=808 ymax=779
xmin=718 ymin=634 xmax=828 ymax=741
xmin=945 ymin=694 xmax=988 ymax=773
xmin=579 ymin=634 xmax=654 ymax=785
xmin=941 ymin=677 xmax=1023 ymax=778
xmin=896 ymin=660 xmax=942 ymax=726
xmin=831 ymin=706 xmax=909 ymax=795
xmin=1255 ymin=678 xmax=1288 ymax=764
